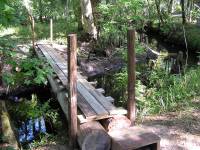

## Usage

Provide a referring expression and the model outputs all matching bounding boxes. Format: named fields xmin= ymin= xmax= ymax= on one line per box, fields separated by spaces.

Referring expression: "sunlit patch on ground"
xmin=140 ymin=100 xmax=200 ymax=150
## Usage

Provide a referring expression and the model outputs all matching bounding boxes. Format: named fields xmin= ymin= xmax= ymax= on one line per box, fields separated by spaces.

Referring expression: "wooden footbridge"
xmin=35 ymin=30 xmax=160 ymax=150
xmin=36 ymin=44 xmax=127 ymax=122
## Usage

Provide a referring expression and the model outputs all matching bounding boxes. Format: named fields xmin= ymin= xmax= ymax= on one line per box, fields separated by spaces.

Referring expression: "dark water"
xmin=145 ymin=34 xmax=198 ymax=65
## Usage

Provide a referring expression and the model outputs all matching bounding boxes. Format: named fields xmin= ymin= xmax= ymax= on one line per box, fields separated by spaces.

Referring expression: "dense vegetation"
xmin=0 ymin=0 xmax=200 ymax=149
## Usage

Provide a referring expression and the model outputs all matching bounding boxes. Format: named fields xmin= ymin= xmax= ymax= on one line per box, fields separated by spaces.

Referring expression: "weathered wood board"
xmin=108 ymin=126 xmax=160 ymax=150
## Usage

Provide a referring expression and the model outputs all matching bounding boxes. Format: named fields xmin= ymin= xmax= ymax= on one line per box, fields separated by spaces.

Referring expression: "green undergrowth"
xmin=111 ymin=65 xmax=200 ymax=116
xmin=7 ymin=94 xmax=67 ymax=149
xmin=154 ymin=23 xmax=200 ymax=52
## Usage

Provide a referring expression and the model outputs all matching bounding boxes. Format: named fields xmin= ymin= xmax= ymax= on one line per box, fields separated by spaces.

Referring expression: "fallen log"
xmin=78 ymin=121 xmax=111 ymax=150
xmin=0 ymin=101 xmax=19 ymax=149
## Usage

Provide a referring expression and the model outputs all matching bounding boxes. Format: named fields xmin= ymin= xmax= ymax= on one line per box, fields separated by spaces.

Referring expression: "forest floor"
xmin=139 ymin=97 xmax=200 ymax=150
xmin=33 ymin=100 xmax=200 ymax=150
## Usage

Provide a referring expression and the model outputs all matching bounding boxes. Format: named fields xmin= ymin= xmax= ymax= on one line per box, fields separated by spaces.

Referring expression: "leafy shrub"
xmin=3 ymin=57 xmax=52 ymax=87
xmin=8 ymin=94 xmax=61 ymax=130
xmin=97 ymin=0 xmax=146 ymax=48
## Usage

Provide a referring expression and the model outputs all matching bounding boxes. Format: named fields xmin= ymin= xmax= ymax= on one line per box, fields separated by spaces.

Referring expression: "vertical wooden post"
xmin=50 ymin=18 xmax=53 ymax=43
xmin=67 ymin=34 xmax=77 ymax=149
xmin=127 ymin=29 xmax=136 ymax=125
xmin=28 ymin=15 xmax=35 ymax=50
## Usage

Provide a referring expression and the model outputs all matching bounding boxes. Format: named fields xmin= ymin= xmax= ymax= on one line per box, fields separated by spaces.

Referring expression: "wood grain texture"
xmin=101 ymin=115 xmax=131 ymax=132
xmin=109 ymin=126 xmax=160 ymax=150
xmin=78 ymin=78 xmax=127 ymax=115
xmin=67 ymin=34 xmax=78 ymax=149
xmin=77 ymin=83 xmax=108 ymax=115
xmin=78 ymin=121 xmax=111 ymax=150
xmin=36 ymin=44 xmax=126 ymax=121
xmin=127 ymin=29 xmax=136 ymax=125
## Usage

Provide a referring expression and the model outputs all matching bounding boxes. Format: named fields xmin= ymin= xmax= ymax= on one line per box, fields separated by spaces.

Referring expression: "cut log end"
xmin=78 ymin=121 xmax=111 ymax=150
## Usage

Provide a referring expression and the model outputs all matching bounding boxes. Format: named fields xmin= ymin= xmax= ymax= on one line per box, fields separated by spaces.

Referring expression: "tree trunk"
xmin=168 ymin=0 xmax=174 ymax=14
xmin=73 ymin=0 xmax=83 ymax=31
xmin=187 ymin=0 xmax=193 ymax=22
xmin=23 ymin=0 xmax=35 ymax=51
xmin=80 ymin=0 xmax=97 ymax=39
xmin=155 ymin=0 xmax=164 ymax=27
xmin=39 ymin=0 xmax=43 ymax=22
xmin=181 ymin=0 xmax=186 ymax=24
xmin=29 ymin=15 xmax=35 ymax=51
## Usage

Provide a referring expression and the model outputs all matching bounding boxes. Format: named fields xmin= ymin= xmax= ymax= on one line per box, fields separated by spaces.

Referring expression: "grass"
xmin=109 ymin=61 xmax=200 ymax=117
xmin=0 ymin=19 xmax=78 ymax=45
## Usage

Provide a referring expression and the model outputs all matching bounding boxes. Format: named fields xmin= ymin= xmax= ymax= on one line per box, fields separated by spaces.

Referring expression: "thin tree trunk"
xmin=73 ymin=0 xmax=83 ymax=31
xmin=29 ymin=15 xmax=35 ymax=51
xmin=80 ymin=0 xmax=97 ymax=39
xmin=23 ymin=0 xmax=35 ymax=51
xmin=168 ymin=0 xmax=174 ymax=14
xmin=147 ymin=0 xmax=151 ymax=19
xmin=181 ymin=0 xmax=186 ymax=24
xmin=155 ymin=0 xmax=164 ymax=26
xmin=187 ymin=0 xmax=193 ymax=22
xmin=39 ymin=0 xmax=43 ymax=22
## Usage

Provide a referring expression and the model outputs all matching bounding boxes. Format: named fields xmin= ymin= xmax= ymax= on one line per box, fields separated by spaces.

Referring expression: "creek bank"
xmin=147 ymin=23 xmax=200 ymax=53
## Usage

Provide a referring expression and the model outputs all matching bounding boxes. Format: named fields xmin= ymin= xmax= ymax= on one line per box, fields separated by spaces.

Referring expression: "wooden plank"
xmin=44 ymin=45 xmax=67 ymax=66
xmin=96 ymin=88 xmax=105 ymax=94
xmin=106 ymin=96 xmax=114 ymax=103
xmin=41 ymin=44 xmax=108 ymax=118
xmin=37 ymin=44 xmax=117 ymax=118
xmin=40 ymin=45 xmax=68 ymax=83
xmin=41 ymin=45 xmax=110 ymax=116
xmin=36 ymin=47 xmax=97 ymax=122
xmin=79 ymin=78 xmax=127 ymax=115
xmin=35 ymin=46 xmax=69 ymax=122
xmin=77 ymin=93 xmax=97 ymax=119
xmin=77 ymin=114 xmax=88 ymax=124
xmin=40 ymin=44 xmax=126 ymax=116
xmin=37 ymin=45 xmax=68 ymax=85
xmin=109 ymin=126 xmax=160 ymax=150
xmin=37 ymin=45 xmax=102 ymax=119
xmin=77 ymin=83 xmax=108 ymax=116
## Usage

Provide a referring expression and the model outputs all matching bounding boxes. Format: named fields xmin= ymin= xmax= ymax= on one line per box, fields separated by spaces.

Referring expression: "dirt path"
xmin=139 ymin=108 xmax=200 ymax=150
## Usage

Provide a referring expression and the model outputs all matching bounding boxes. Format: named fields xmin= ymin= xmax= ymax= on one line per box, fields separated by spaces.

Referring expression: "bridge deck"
xmin=36 ymin=44 xmax=127 ymax=123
